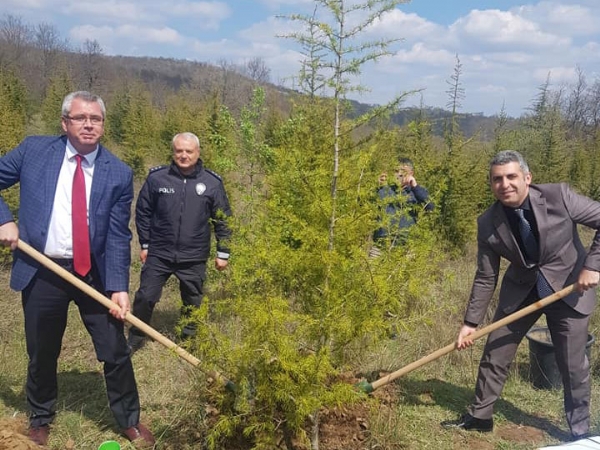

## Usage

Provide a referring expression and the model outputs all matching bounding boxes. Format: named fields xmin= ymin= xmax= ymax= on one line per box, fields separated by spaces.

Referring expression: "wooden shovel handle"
xmin=17 ymin=239 xmax=231 ymax=387
xmin=368 ymin=284 xmax=576 ymax=392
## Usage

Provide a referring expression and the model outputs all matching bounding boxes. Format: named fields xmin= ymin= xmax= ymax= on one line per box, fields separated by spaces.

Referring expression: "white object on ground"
xmin=539 ymin=436 xmax=600 ymax=449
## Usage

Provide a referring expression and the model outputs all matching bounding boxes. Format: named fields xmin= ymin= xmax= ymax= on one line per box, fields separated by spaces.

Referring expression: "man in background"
xmin=443 ymin=150 xmax=600 ymax=440
xmin=371 ymin=157 xmax=434 ymax=256
xmin=128 ymin=132 xmax=232 ymax=352
xmin=0 ymin=91 xmax=154 ymax=448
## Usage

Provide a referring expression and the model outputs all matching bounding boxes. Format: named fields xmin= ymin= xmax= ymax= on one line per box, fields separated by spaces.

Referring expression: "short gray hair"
xmin=172 ymin=132 xmax=200 ymax=150
xmin=62 ymin=91 xmax=106 ymax=118
xmin=489 ymin=150 xmax=529 ymax=179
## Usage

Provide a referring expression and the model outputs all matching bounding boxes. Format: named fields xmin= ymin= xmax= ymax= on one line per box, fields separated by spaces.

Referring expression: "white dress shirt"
xmin=44 ymin=141 xmax=97 ymax=258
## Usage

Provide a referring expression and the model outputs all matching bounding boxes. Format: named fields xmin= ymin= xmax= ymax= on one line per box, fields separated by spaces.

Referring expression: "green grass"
xmin=2 ymin=243 xmax=600 ymax=449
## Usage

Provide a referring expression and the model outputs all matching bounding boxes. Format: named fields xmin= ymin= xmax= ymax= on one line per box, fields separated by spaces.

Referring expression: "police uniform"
xmin=129 ymin=160 xmax=232 ymax=341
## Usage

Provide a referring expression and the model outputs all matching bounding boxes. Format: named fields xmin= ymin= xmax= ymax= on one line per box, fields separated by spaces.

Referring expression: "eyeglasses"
xmin=64 ymin=115 xmax=104 ymax=125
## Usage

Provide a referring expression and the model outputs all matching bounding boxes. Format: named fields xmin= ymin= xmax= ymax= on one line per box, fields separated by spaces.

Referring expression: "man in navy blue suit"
xmin=0 ymin=91 xmax=155 ymax=448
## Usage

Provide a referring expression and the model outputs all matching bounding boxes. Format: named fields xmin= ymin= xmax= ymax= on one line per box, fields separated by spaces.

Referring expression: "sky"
xmin=1 ymin=0 xmax=600 ymax=117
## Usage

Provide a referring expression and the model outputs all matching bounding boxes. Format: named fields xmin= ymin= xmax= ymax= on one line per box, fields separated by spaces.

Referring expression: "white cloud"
xmin=484 ymin=51 xmax=532 ymax=65
xmin=1 ymin=0 xmax=46 ymax=8
xmin=238 ymin=15 xmax=296 ymax=42
xmin=62 ymin=1 xmax=148 ymax=23
xmin=450 ymin=9 xmax=569 ymax=51
xmin=157 ymin=1 xmax=231 ymax=29
xmin=70 ymin=24 xmax=184 ymax=46
xmin=477 ymin=84 xmax=509 ymax=94
xmin=390 ymin=43 xmax=455 ymax=67
xmin=53 ymin=1 xmax=232 ymax=30
xmin=369 ymin=9 xmax=443 ymax=41
xmin=518 ymin=1 xmax=600 ymax=36
xmin=532 ymin=66 xmax=578 ymax=84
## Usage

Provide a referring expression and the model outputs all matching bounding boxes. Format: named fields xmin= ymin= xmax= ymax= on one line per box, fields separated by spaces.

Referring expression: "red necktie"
xmin=72 ymin=154 xmax=91 ymax=276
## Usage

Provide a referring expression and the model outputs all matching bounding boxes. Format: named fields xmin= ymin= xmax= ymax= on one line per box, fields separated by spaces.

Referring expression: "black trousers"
xmin=131 ymin=255 xmax=206 ymax=332
xmin=23 ymin=261 xmax=140 ymax=429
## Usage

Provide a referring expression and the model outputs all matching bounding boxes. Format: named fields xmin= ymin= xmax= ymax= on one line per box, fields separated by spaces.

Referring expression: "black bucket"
xmin=525 ymin=326 xmax=595 ymax=390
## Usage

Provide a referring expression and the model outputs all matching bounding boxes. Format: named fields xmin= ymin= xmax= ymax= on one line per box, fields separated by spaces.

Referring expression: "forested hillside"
xmin=2 ymin=7 xmax=600 ymax=449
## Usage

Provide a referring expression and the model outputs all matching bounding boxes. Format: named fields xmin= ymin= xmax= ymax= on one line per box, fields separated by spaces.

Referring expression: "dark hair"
xmin=398 ymin=157 xmax=414 ymax=171
xmin=489 ymin=150 xmax=529 ymax=180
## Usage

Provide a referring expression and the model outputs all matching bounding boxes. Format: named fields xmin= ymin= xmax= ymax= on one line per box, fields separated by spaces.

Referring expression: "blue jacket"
xmin=373 ymin=183 xmax=433 ymax=243
xmin=0 ymin=135 xmax=133 ymax=293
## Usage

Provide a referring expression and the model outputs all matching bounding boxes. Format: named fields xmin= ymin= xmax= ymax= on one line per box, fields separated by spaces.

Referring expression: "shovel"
xmin=17 ymin=239 xmax=234 ymax=391
xmin=356 ymin=283 xmax=576 ymax=393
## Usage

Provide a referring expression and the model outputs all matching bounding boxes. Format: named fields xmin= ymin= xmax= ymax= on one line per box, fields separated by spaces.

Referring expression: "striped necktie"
xmin=515 ymin=208 xmax=553 ymax=298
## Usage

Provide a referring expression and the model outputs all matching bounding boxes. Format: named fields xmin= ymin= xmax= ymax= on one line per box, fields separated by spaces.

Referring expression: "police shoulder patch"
xmin=149 ymin=165 xmax=168 ymax=174
xmin=205 ymin=169 xmax=223 ymax=181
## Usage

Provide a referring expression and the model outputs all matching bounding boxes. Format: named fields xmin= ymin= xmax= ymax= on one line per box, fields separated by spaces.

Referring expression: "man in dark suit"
xmin=0 ymin=91 xmax=155 ymax=447
xmin=442 ymin=150 xmax=600 ymax=439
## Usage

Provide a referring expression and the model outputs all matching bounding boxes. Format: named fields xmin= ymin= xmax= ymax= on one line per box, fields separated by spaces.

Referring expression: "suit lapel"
xmin=90 ymin=145 xmax=109 ymax=217
xmin=45 ymin=138 xmax=67 ymax=225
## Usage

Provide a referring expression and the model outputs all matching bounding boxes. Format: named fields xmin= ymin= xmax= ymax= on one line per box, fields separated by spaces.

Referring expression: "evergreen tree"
xmin=160 ymin=89 xmax=206 ymax=158
xmin=191 ymin=3 xmax=447 ymax=449
xmin=0 ymin=69 xmax=27 ymax=262
xmin=520 ymin=77 xmax=570 ymax=184
xmin=0 ymin=69 xmax=27 ymax=152
xmin=40 ymin=69 xmax=73 ymax=135
xmin=107 ymin=81 xmax=160 ymax=177
xmin=436 ymin=55 xmax=488 ymax=252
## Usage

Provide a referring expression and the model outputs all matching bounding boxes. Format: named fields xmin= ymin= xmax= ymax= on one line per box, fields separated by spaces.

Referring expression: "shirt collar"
xmin=502 ymin=195 xmax=532 ymax=218
xmin=516 ymin=196 xmax=532 ymax=212
xmin=66 ymin=140 xmax=99 ymax=165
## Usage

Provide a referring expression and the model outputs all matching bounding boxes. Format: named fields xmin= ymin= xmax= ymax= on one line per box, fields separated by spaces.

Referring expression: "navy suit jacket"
xmin=0 ymin=135 xmax=133 ymax=293
xmin=465 ymin=183 xmax=600 ymax=325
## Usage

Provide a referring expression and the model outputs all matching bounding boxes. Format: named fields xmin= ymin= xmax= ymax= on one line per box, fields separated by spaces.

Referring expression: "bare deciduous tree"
xmin=0 ymin=14 xmax=33 ymax=69
xmin=588 ymin=77 xmax=600 ymax=132
xmin=242 ymin=56 xmax=271 ymax=84
xmin=79 ymin=39 xmax=104 ymax=90
xmin=34 ymin=22 xmax=70 ymax=91
xmin=565 ymin=65 xmax=587 ymax=137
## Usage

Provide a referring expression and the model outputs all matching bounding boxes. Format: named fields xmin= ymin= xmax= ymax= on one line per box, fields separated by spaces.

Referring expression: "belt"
xmin=48 ymin=257 xmax=74 ymax=267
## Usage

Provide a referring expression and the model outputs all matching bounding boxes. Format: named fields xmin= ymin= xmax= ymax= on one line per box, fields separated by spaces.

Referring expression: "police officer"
xmin=128 ymin=132 xmax=232 ymax=351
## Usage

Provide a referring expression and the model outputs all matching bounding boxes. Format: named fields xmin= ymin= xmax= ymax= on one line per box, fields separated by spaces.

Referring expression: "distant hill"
xmin=99 ymin=54 xmax=515 ymax=141
xmin=0 ymin=36 xmax=514 ymax=141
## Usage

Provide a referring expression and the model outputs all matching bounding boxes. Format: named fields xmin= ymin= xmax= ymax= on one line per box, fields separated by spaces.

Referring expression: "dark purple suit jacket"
xmin=465 ymin=183 xmax=600 ymax=325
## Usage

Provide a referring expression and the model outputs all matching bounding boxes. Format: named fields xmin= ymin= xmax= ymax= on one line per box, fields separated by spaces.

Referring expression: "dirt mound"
xmin=0 ymin=418 xmax=42 ymax=450
xmin=318 ymin=372 xmax=397 ymax=450
xmin=320 ymin=403 xmax=370 ymax=450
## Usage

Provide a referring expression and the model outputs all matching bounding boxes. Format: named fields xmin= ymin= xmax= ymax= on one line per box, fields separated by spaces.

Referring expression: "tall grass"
xmin=1 ymin=232 xmax=600 ymax=449
xmin=362 ymin=228 xmax=600 ymax=449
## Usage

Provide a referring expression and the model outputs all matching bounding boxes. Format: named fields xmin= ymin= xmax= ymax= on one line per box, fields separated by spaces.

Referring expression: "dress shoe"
xmin=441 ymin=413 xmax=493 ymax=432
xmin=127 ymin=332 xmax=146 ymax=354
xmin=122 ymin=422 xmax=156 ymax=448
xmin=570 ymin=432 xmax=592 ymax=442
xmin=28 ymin=424 xmax=50 ymax=446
